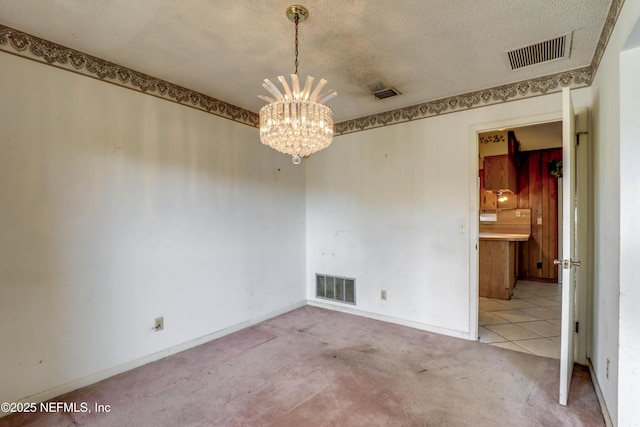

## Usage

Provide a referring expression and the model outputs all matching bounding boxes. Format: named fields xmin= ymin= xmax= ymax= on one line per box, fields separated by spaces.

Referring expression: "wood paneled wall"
xmin=516 ymin=148 xmax=562 ymax=281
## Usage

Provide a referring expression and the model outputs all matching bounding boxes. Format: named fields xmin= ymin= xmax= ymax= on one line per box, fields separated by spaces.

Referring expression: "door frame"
xmin=468 ymin=110 xmax=590 ymax=366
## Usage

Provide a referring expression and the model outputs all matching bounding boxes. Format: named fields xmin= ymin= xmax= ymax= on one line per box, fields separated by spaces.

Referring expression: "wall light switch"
xmin=458 ymin=223 xmax=465 ymax=233
xmin=516 ymin=210 xmax=521 ymax=217
xmin=537 ymin=217 xmax=543 ymax=225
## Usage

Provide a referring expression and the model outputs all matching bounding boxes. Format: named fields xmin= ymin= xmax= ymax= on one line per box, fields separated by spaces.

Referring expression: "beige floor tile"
xmin=517 ymin=320 xmax=561 ymax=338
xmin=492 ymin=309 xmax=540 ymax=323
xmin=525 ymin=297 xmax=561 ymax=307
xmin=490 ymin=341 xmax=533 ymax=355
xmin=479 ymin=299 xmax=512 ymax=311
xmin=528 ymin=288 xmax=562 ymax=298
xmin=485 ymin=323 xmax=542 ymax=341
xmin=520 ymin=307 xmax=562 ymax=320
xmin=479 ymin=287 xmax=564 ymax=358
xmin=511 ymin=290 xmax=538 ymax=299
xmin=478 ymin=326 xmax=508 ymax=343
xmin=512 ymin=338 xmax=560 ymax=359
xmin=495 ymin=299 xmax=538 ymax=309
xmin=548 ymin=305 xmax=562 ymax=315
xmin=479 ymin=311 xmax=510 ymax=326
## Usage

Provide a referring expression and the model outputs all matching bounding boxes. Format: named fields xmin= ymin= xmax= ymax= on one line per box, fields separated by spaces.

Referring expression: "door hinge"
xmin=575 ymin=321 xmax=579 ymax=334
xmin=576 ymin=131 xmax=588 ymax=145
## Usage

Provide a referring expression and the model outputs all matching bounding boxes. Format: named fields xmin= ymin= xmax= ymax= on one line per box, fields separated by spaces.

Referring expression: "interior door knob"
xmin=554 ymin=259 xmax=581 ymax=269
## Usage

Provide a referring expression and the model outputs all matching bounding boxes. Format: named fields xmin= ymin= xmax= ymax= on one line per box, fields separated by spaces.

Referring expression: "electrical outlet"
xmin=516 ymin=210 xmax=521 ymax=217
xmin=606 ymin=358 xmax=610 ymax=379
xmin=154 ymin=317 xmax=164 ymax=332
xmin=380 ymin=290 xmax=387 ymax=300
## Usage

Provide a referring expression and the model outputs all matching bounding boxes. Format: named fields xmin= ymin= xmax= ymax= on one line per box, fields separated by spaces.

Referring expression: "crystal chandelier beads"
xmin=258 ymin=5 xmax=337 ymax=164
xmin=259 ymin=74 xmax=335 ymax=164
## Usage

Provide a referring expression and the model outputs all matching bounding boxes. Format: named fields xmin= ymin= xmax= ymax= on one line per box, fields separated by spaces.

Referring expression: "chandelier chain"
xmin=294 ymin=13 xmax=299 ymax=75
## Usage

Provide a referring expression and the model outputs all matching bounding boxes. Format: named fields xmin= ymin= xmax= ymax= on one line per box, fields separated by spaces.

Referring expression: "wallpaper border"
xmin=334 ymin=68 xmax=591 ymax=135
xmin=0 ymin=24 xmax=259 ymax=128
xmin=334 ymin=0 xmax=623 ymax=135
xmin=0 ymin=0 xmax=623 ymax=135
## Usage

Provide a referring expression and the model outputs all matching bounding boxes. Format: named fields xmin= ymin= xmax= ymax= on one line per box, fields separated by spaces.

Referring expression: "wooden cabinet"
xmin=479 ymin=209 xmax=531 ymax=300
xmin=479 ymin=240 xmax=516 ymax=300
xmin=483 ymin=130 xmax=519 ymax=193
xmin=480 ymin=190 xmax=497 ymax=210
xmin=484 ymin=154 xmax=517 ymax=193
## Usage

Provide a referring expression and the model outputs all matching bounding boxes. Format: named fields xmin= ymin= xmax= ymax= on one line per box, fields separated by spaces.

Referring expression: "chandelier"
xmin=259 ymin=5 xmax=337 ymax=164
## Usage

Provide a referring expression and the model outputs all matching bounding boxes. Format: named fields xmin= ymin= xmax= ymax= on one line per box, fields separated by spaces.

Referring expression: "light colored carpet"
xmin=1 ymin=306 xmax=604 ymax=426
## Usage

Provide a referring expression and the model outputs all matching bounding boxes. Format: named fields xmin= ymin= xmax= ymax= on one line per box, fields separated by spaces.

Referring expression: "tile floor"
xmin=479 ymin=280 xmax=562 ymax=359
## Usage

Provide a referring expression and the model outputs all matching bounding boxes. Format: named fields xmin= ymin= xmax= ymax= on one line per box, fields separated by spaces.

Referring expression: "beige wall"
xmin=618 ymin=11 xmax=640 ymax=427
xmin=0 ymin=52 xmax=307 ymax=405
xmin=3 ymin=6 xmax=639 ymax=423
xmin=588 ymin=2 xmax=640 ymax=424
xmin=305 ymin=88 xmax=591 ymax=338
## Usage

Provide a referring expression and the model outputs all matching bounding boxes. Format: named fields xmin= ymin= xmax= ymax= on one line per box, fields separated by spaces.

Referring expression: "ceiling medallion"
xmin=258 ymin=5 xmax=337 ymax=164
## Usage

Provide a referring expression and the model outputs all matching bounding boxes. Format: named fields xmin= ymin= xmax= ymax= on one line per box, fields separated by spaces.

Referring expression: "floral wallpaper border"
xmin=335 ymin=0 xmax=623 ymax=135
xmin=0 ymin=25 xmax=259 ymax=128
xmin=0 ymin=0 xmax=624 ymax=135
xmin=335 ymin=68 xmax=591 ymax=135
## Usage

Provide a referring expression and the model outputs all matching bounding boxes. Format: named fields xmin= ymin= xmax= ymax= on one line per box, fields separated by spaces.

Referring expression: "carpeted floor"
xmin=1 ymin=306 xmax=604 ymax=426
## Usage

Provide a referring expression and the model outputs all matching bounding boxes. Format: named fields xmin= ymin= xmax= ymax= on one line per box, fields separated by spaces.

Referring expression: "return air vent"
xmin=504 ymin=32 xmax=572 ymax=70
xmin=374 ymin=88 xmax=401 ymax=99
xmin=316 ymin=274 xmax=355 ymax=305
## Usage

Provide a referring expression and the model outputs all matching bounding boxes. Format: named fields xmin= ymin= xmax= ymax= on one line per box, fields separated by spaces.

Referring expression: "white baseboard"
xmin=307 ymin=299 xmax=472 ymax=340
xmin=7 ymin=301 xmax=307 ymax=416
xmin=587 ymin=358 xmax=614 ymax=427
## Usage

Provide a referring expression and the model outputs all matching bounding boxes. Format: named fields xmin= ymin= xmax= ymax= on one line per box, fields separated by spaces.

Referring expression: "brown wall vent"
xmin=503 ymin=32 xmax=572 ymax=70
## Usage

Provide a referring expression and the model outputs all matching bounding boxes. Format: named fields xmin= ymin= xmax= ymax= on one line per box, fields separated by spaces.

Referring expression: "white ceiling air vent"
xmin=503 ymin=32 xmax=572 ymax=70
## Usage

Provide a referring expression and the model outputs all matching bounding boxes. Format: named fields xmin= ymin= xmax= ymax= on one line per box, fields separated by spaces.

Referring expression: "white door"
xmin=558 ymin=87 xmax=580 ymax=406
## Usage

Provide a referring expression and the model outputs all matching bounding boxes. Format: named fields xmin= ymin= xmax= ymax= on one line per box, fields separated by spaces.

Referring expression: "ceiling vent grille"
xmin=504 ymin=32 xmax=572 ymax=70
xmin=374 ymin=88 xmax=401 ymax=99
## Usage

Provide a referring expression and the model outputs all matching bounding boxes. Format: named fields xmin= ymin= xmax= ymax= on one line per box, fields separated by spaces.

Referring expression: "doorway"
xmin=477 ymin=122 xmax=563 ymax=358
xmin=469 ymin=108 xmax=593 ymax=365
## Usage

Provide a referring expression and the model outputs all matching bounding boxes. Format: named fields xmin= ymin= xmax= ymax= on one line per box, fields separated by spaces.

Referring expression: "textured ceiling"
xmin=0 ymin=0 xmax=612 ymax=123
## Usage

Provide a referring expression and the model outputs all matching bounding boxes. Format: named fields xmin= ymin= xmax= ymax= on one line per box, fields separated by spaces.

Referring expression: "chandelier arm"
xmin=291 ymin=74 xmax=301 ymax=99
xmin=308 ymin=78 xmax=327 ymax=102
xmin=263 ymin=79 xmax=284 ymax=101
xmin=277 ymin=75 xmax=294 ymax=101
xmin=318 ymin=91 xmax=338 ymax=104
xmin=301 ymin=75 xmax=314 ymax=100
